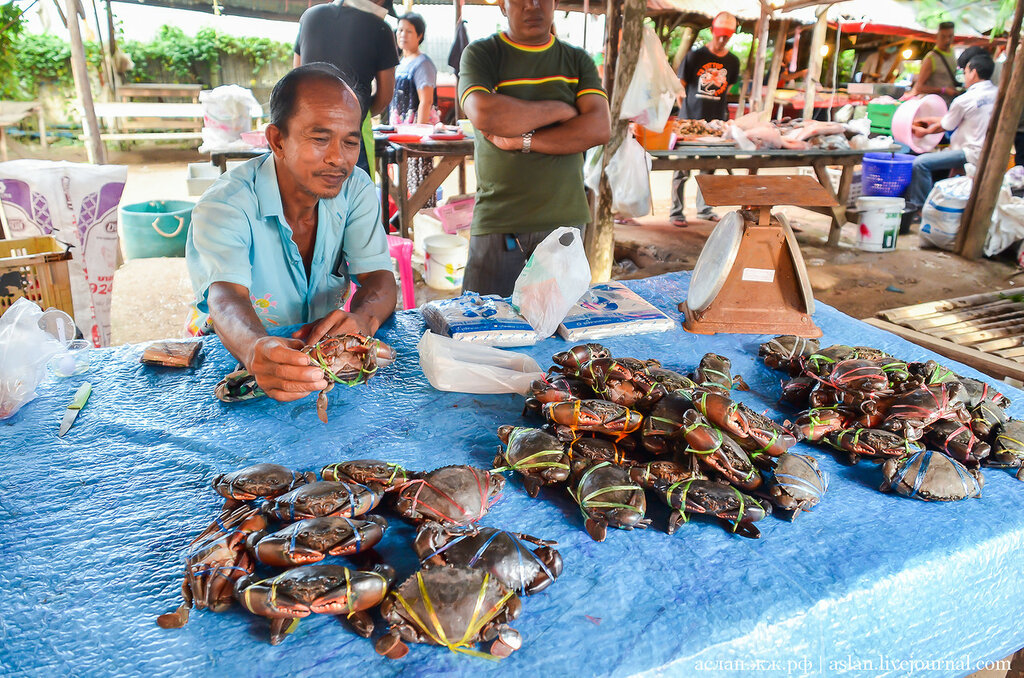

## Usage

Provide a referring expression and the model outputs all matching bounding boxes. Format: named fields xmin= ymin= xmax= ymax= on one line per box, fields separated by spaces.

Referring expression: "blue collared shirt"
xmin=186 ymin=153 xmax=392 ymax=330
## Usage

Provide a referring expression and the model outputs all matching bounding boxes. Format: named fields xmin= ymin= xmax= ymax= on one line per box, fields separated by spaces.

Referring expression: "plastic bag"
xmin=421 ymin=293 xmax=537 ymax=346
xmin=620 ymin=26 xmax=683 ymax=133
xmin=417 ymin=331 xmax=544 ymax=394
xmin=605 ymin=137 xmax=652 ymax=218
xmin=985 ymin=166 xmax=1024 ymax=257
xmin=920 ymin=176 xmax=973 ymax=251
xmin=198 ymin=85 xmax=262 ymax=153
xmin=0 ymin=298 xmax=66 ymax=419
xmin=511 ymin=227 xmax=592 ymax=339
xmin=583 ymin=145 xmax=604 ymax=193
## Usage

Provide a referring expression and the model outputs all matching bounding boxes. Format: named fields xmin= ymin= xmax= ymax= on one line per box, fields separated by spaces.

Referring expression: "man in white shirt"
xmin=906 ymin=53 xmax=997 ymax=212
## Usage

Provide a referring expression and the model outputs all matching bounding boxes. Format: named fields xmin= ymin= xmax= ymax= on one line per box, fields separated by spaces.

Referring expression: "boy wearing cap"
xmin=670 ymin=11 xmax=740 ymax=227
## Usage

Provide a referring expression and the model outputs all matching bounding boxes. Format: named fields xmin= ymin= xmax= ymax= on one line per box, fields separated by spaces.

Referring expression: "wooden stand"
xmin=682 ymin=175 xmax=834 ymax=338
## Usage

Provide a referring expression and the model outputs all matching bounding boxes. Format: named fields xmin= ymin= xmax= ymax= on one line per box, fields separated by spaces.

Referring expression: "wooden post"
xmin=736 ymin=26 xmax=758 ymax=118
xmin=750 ymin=5 xmax=771 ymax=115
xmin=762 ymin=18 xmax=789 ymax=121
xmin=803 ymin=7 xmax=827 ymax=121
xmin=587 ymin=0 xmax=644 ymax=283
xmin=956 ymin=32 xmax=1024 ymax=258
xmin=601 ymin=0 xmax=624 ymax=101
xmin=672 ymin=26 xmax=694 ymax=71
xmin=66 ymin=0 xmax=105 ymax=164
xmin=956 ymin=0 xmax=1024 ymax=258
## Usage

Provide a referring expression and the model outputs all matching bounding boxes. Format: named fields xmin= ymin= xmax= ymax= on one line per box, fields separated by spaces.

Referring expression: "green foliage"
xmin=0 ymin=1 xmax=26 ymax=98
xmin=15 ymin=33 xmax=72 ymax=83
xmin=916 ymin=0 xmax=1016 ymax=35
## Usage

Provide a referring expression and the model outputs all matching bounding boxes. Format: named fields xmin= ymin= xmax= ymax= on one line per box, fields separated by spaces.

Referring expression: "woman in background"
xmin=391 ymin=13 xmax=438 ymax=209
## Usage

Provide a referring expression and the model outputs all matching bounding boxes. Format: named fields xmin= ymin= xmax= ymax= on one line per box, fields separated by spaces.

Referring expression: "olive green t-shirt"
xmin=458 ymin=32 xmax=606 ymax=235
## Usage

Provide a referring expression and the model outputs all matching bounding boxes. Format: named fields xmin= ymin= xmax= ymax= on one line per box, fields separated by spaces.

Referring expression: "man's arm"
xmin=911 ymin=54 xmax=947 ymax=97
xmin=371 ymin=68 xmax=396 ymax=117
xmin=462 ymin=91 xmax=577 ymax=137
xmin=207 ymin=282 xmax=328 ymax=401
xmin=293 ymin=270 xmax=398 ymax=345
xmin=912 ymin=116 xmax=945 ymax=136
xmin=484 ymin=93 xmax=610 ymax=155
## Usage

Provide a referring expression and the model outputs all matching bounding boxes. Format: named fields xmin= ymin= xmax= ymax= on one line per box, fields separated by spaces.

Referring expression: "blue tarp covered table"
xmin=2 ymin=271 xmax=1022 ymax=677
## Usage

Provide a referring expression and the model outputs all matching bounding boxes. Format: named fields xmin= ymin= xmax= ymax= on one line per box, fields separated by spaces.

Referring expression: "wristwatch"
xmin=521 ymin=130 xmax=534 ymax=153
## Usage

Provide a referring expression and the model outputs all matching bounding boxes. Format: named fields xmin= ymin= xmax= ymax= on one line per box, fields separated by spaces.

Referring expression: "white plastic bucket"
xmin=424 ymin=234 xmax=468 ymax=290
xmin=856 ymin=196 xmax=905 ymax=252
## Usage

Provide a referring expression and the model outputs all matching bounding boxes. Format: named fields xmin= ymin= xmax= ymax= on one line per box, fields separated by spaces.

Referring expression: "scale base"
xmin=682 ymin=301 xmax=822 ymax=338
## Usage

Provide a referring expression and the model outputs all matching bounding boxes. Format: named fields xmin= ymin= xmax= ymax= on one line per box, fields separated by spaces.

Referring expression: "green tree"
xmin=0 ymin=1 xmax=26 ymax=98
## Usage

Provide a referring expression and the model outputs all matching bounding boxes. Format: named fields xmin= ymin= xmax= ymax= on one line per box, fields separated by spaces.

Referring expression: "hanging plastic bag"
xmin=620 ymin=26 xmax=683 ymax=133
xmin=418 ymin=331 xmax=545 ymax=394
xmin=511 ymin=227 xmax=592 ymax=339
xmin=583 ymin=145 xmax=604 ymax=193
xmin=0 ymin=298 xmax=67 ymax=419
xmin=198 ymin=85 xmax=262 ymax=153
xmin=605 ymin=136 xmax=652 ymax=218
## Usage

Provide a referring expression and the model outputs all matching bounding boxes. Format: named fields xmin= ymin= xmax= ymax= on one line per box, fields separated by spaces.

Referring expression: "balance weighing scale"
xmin=681 ymin=174 xmax=835 ymax=338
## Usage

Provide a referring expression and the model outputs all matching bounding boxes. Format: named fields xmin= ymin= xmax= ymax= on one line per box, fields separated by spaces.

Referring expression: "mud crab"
xmin=552 ymin=343 xmax=611 ymax=372
xmin=987 ymin=419 xmax=1024 ymax=480
xmin=825 ymin=427 xmax=921 ymax=465
xmin=394 ymin=465 xmax=504 ymax=525
xmin=235 ymin=564 xmax=394 ymax=644
xmin=414 ymin=522 xmax=562 ymax=595
xmin=321 ymin=459 xmax=416 ymax=492
xmin=262 ymin=480 xmax=382 ymax=521
xmin=640 ymin=391 xmax=693 ymax=455
xmin=652 ymin=478 xmax=770 ymax=539
xmin=925 ymin=419 xmax=991 ymax=468
xmin=628 ymin=460 xmax=702 ymax=488
xmin=763 ymin=453 xmax=828 ymax=519
xmin=376 ymin=567 xmax=522 ymax=659
xmin=494 ymin=426 xmax=571 ymax=497
xmin=568 ymin=459 xmax=649 ymax=541
xmin=693 ymin=353 xmax=735 ymax=394
xmin=213 ymin=463 xmax=315 ymax=502
xmin=882 ymin=383 xmax=970 ymax=439
xmin=788 ymin=406 xmax=852 ymax=442
xmin=880 ymin=449 xmax=984 ymax=501
xmin=689 ymin=389 xmax=749 ymax=439
xmin=302 ymin=333 xmax=396 ymax=423
xmin=543 ymin=399 xmax=644 ymax=441
xmin=567 ymin=435 xmax=636 ymax=465
xmin=759 ymin=335 xmax=820 ymax=373
xmin=246 ymin=515 xmax=388 ymax=567
xmin=969 ymin=400 xmax=1008 ymax=440
xmin=735 ymin=403 xmax=797 ymax=459
xmin=523 ymin=373 xmax=592 ymax=414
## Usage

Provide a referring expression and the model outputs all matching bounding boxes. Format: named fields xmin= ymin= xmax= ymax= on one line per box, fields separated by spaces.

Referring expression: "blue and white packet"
xmin=420 ymin=293 xmax=538 ymax=346
xmin=557 ymin=282 xmax=674 ymax=341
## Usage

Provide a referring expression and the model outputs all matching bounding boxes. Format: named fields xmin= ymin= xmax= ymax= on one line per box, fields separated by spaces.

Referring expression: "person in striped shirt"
xmin=458 ymin=0 xmax=610 ymax=297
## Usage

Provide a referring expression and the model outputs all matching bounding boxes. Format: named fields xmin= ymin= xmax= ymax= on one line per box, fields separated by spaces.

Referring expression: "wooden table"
xmin=0 ymin=101 xmax=46 ymax=161
xmin=384 ymin=138 xmax=474 ymax=238
xmin=649 ymin=146 xmax=872 ymax=247
xmin=117 ymin=83 xmax=203 ymax=103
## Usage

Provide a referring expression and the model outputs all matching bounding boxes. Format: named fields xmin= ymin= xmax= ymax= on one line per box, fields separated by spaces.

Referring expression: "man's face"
xmin=936 ymin=27 xmax=954 ymax=51
xmin=710 ymin=32 xmax=732 ymax=54
xmin=269 ymin=80 xmax=361 ymax=200
xmin=963 ymin=64 xmax=979 ymax=87
xmin=501 ymin=0 xmax=556 ymax=44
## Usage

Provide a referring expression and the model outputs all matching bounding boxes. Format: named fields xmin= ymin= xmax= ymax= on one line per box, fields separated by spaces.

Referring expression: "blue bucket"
xmin=119 ymin=200 xmax=194 ymax=260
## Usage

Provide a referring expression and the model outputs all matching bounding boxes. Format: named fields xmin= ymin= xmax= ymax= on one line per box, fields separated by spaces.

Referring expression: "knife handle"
xmin=70 ymin=382 xmax=92 ymax=410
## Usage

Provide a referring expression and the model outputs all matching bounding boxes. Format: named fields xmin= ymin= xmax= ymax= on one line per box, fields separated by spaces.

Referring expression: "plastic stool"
xmin=343 ymin=235 xmax=416 ymax=311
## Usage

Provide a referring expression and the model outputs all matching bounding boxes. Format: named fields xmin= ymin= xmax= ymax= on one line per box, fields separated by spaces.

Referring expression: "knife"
xmin=58 ymin=382 xmax=92 ymax=437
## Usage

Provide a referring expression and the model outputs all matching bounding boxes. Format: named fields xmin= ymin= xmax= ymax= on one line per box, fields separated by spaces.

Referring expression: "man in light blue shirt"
xmin=187 ymin=63 xmax=397 ymax=402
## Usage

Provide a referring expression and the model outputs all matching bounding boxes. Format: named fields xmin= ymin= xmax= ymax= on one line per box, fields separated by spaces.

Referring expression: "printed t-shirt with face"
xmin=458 ymin=33 xmax=606 ymax=236
xmin=679 ymin=46 xmax=740 ymax=121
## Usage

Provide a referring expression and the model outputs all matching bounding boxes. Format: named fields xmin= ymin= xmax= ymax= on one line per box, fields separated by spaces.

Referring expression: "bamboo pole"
xmin=803 ymin=7 xmax=827 ymax=121
xmin=587 ymin=0 xmax=644 ymax=282
xmin=66 ymin=0 xmax=105 ymax=164
xmin=762 ymin=18 xmax=789 ymax=121
xmin=736 ymin=25 xmax=758 ymax=118
xmin=956 ymin=0 xmax=1024 ymax=258
xmin=672 ymin=26 xmax=694 ymax=72
xmin=750 ymin=5 xmax=770 ymax=115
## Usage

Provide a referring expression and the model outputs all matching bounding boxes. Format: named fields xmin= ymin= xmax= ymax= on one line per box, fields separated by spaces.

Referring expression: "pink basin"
xmin=891 ymin=94 xmax=948 ymax=153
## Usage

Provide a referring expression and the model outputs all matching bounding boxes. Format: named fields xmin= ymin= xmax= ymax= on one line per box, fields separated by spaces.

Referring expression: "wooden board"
xmin=695 ymin=174 xmax=838 ymax=208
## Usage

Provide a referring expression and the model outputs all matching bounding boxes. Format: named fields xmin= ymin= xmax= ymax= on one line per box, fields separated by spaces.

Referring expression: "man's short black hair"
xmin=967 ymin=54 xmax=995 ymax=80
xmin=398 ymin=13 xmax=427 ymax=44
xmin=270 ymin=62 xmax=355 ymax=135
xmin=957 ymin=45 xmax=990 ymax=69
xmin=938 ymin=21 xmax=955 ymax=31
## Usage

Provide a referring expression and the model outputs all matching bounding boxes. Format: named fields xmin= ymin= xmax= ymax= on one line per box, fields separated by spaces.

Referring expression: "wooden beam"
xmin=749 ymin=5 xmax=770 ymax=115
xmin=762 ymin=18 xmax=789 ymax=121
xmin=803 ymin=6 xmax=828 ymax=121
xmin=672 ymin=25 xmax=694 ymax=72
xmin=956 ymin=0 xmax=1024 ymax=259
xmin=587 ymin=0 xmax=644 ymax=283
xmin=863 ymin=318 xmax=1024 ymax=382
xmin=66 ymin=0 xmax=105 ymax=164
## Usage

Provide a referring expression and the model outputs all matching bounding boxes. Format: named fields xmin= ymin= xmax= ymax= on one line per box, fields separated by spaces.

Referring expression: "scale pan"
xmin=686 ymin=210 xmax=744 ymax=313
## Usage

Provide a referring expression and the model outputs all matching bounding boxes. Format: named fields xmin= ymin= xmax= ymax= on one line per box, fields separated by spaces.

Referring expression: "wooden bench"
xmin=116 ymin=83 xmax=203 ymax=103
xmin=78 ymin=102 xmax=205 ymax=149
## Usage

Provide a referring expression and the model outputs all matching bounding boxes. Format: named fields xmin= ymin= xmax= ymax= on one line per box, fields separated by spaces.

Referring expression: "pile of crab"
xmin=494 ymin=343 xmax=830 ymax=542
xmin=759 ymin=335 xmax=1024 ymax=501
xmin=157 ymin=460 xmax=563 ymax=660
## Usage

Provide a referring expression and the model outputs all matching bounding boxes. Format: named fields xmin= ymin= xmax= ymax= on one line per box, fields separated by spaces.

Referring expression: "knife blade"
xmin=58 ymin=382 xmax=92 ymax=437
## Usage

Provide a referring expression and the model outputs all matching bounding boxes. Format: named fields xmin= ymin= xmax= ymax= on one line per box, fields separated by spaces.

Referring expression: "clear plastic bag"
xmin=605 ymin=136 xmax=652 ymax=218
xmin=620 ymin=26 xmax=683 ymax=133
xmin=511 ymin=227 xmax=592 ymax=339
xmin=0 ymin=298 xmax=67 ymax=419
xmin=417 ymin=330 xmax=544 ymax=394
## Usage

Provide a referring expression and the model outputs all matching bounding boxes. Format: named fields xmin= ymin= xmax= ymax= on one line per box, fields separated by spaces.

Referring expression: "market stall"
xmin=3 ymin=271 xmax=1023 ymax=676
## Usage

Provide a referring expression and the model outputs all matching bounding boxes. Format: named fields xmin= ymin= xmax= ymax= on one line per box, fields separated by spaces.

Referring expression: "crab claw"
xmin=269 ymin=617 xmax=301 ymax=645
xmin=376 ymin=630 xmax=410 ymax=659
xmin=317 ymin=389 xmax=330 ymax=424
xmin=489 ymin=625 xmax=522 ymax=658
xmin=584 ymin=517 xmax=608 ymax=542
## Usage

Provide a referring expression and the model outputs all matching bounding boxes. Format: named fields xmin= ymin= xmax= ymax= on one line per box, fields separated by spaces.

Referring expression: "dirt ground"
xmin=5 ymin=138 xmax=1022 ymax=344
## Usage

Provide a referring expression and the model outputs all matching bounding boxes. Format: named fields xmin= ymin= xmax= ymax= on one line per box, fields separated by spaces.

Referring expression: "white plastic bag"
xmin=620 ymin=26 xmax=683 ymax=133
xmin=984 ymin=166 xmax=1024 ymax=257
xmin=605 ymin=137 xmax=652 ymax=217
xmin=0 ymin=298 xmax=66 ymax=419
xmin=511 ymin=227 xmax=592 ymax=339
xmin=583 ymin=146 xmax=604 ymax=193
xmin=417 ymin=330 xmax=544 ymax=394
xmin=920 ymin=176 xmax=973 ymax=251
xmin=198 ymin=85 xmax=262 ymax=153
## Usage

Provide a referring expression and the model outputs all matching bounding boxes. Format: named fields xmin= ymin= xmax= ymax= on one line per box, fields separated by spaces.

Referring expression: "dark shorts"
xmin=462 ymin=226 xmax=585 ymax=298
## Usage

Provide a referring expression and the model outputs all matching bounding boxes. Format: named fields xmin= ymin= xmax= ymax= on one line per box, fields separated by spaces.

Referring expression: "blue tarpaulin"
xmin=1 ymin=272 xmax=1022 ymax=677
